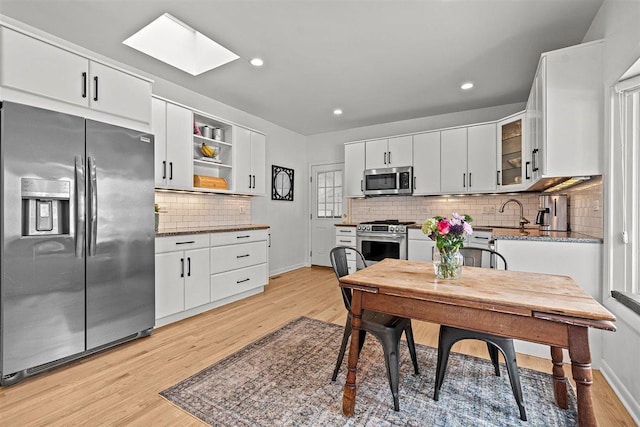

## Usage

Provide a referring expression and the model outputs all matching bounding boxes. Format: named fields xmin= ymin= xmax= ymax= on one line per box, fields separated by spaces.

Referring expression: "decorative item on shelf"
xmin=422 ymin=213 xmax=473 ymax=279
xmin=193 ymin=175 xmax=228 ymax=190
xmin=193 ymin=121 xmax=202 ymax=136
xmin=199 ymin=142 xmax=220 ymax=161
xmin=200 ymin=125 xmax=213 ymax=139
xmin=154 ymin=203 xmax=160 ymax=232
xmin=272 ymin=165 xmax=294 ymax=201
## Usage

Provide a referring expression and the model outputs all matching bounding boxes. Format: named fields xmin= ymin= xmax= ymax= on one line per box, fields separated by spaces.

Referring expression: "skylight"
xmin=123 ymin=13 xmax=239 ymax=76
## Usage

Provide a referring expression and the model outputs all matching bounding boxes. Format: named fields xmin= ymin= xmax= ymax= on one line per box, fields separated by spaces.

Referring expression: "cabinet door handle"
xmin=249 ymin=174 xmax=252 ymax=189
xmin=93 ymin=76 xmax=99 ymax=101
xmin=268 ymin=233 xmax=271 ymax=248
xmin=237 ymin=278 xmax=250 ymax=284
xmin=532 ymin=149 xmax=538 ymax=172
xmin=180 ymin=258 xmax=184 ymax=278
xmin=469 ymin=172 xmax=472 ymax=187
xmin=187 ymin=257 xmax=191 ymax=277
xmin=388 ymin=151 xmax=391 ymax=164
xmin=525 ymin=161 xmax=531 ymax=179
xmin=162 ymin=160 xmax=167 ymax=179
xmin=176 ymin=241 xmax=195 ymax=245
xmin=82 ymin=72 xmax=87 ymax=98
xmin=431 ymin=246 xmax=435 ymax=260
xmin=496 ymin=170 xmax=501 ymax=186
xmin=236 ymin=254 xmax=250 ymax=258
xmin=169 ymin=162 xmax=173 ymax=180
xmin=413 ymin=176 xmax=416 ymax=190
xmin=463 ymin=173 xmax=466 ymax=188
xmin=360 ymin=179 xmax=363 ymax=192
xmin=383 ymin=152 xmax=387 ymax=165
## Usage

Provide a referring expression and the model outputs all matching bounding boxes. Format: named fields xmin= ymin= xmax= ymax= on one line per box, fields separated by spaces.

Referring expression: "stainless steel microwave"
xmin=363 ymin=166 xmax=413 ymax=196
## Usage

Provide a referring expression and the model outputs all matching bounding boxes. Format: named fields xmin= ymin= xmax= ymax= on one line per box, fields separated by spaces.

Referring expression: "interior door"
xmin=310 ymin=163 xmax=344 ymax=266
xmin=85 ymin=120 xmax=155 ymax=350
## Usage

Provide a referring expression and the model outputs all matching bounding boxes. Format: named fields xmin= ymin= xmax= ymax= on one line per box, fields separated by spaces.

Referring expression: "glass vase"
xmin=433 ymin=247 xmax=464 ymax=279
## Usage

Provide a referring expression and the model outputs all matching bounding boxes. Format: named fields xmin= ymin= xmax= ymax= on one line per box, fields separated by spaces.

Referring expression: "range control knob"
xmin=366 ymin=225 xmax=371 ymax=231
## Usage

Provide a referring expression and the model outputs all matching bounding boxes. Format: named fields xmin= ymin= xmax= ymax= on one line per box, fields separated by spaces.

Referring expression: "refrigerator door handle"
xmin=88 ymin=156 xmax=98 ymax=256
xmin=75 ymin=156 xmax=86 ymax=258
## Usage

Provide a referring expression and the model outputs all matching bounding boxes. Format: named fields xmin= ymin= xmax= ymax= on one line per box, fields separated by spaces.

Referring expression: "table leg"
xmin=342 ymin=289 xmax=363 ymax=417
xmin=568 ymin=325 xmax=597 ymax=427
xmin=551 ymin=346 xmax=568 ymax=409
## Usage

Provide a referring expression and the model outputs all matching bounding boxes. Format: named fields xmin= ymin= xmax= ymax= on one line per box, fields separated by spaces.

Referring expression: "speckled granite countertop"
xmin=489 ymin=227 xmax=602 ymax=243
xmin=156 ymin=224 xmax=270 ymax=237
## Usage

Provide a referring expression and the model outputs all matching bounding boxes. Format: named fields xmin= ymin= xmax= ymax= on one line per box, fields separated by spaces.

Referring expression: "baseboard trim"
xmin=269 ymin=263 xmax=307 ymax=277
xmin=599 ymin=359 xmax=640 ymax=425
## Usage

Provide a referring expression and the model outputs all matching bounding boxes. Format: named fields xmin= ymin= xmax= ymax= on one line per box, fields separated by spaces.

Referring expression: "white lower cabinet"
xmin=408 ymin=229 xmax=436 ymax=261
xmin=155 ymin=234 xmax=210 ymax=319
xmin=155 ymin=229 xmax=269 ymax=326
xmin=493 ymin=239 xmax=603 ymax=365
xmin=211 ymin=230 xmax=268 ymax=301
xmin=335 ymin=226 xmax=357 ymax=273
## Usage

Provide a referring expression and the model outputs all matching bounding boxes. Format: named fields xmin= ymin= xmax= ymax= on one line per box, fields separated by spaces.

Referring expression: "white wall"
xmin=583 ymin=0 xmax=640 ymax=423
xmin=152 ymin=79 xmax=309 ymax=276
xmin=306 ymin=102 xmax=525 ymax=164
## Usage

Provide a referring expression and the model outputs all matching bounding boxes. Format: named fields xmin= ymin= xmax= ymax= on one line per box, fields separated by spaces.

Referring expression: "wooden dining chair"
xmin=330 ymin=246 xmax=419 ymax=412
xmin=433 ymin=247 xmax=527 ymax=421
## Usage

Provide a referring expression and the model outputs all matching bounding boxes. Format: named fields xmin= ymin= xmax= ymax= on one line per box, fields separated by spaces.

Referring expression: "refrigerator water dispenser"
xmin=21 ymin=178 xmax=70 ymax=236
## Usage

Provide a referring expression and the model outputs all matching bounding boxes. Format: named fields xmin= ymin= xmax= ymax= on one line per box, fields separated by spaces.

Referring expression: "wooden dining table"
xmin=338 ymin=258 xmax=616 ymax=427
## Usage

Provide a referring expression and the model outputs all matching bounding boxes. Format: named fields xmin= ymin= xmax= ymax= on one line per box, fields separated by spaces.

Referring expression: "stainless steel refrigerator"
xmin=0 ymin=102 xmax=155 ymax=385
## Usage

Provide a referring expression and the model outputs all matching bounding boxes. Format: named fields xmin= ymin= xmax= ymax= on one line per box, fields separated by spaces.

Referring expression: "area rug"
xmin=160 ymin=316 xmax=578 ymax=426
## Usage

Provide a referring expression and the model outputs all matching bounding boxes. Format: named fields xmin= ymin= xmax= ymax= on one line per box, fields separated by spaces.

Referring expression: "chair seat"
xmin=361 ymin=310 xmax=410 ymax=329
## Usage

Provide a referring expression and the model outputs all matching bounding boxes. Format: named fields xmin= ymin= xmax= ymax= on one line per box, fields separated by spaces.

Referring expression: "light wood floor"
xmin=0 ymin=266 xmax=635 ymax=426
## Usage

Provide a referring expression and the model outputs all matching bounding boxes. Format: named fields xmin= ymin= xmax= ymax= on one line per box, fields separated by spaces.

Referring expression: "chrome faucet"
xmin=499 ymin=199 xmax=530 ymax=233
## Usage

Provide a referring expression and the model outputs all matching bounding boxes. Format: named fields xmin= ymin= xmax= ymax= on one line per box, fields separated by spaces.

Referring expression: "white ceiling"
xmin=0 ymin=0 xmax=603 ymax=135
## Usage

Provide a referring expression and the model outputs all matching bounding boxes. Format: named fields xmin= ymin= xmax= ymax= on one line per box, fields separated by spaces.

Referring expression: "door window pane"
xmin=316 ymin=170 xmax=344 ymax=218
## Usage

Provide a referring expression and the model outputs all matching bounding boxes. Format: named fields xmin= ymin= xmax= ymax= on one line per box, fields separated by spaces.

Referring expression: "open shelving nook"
xmin=193 ymin=111 xmax=234 ymax=192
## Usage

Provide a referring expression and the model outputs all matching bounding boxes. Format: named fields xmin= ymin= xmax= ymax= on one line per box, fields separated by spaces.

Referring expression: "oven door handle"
xmin=356 ymin=233 xmax=406 ymax=241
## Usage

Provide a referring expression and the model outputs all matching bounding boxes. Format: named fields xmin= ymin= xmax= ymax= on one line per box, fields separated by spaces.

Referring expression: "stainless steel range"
xmin=356 ymin=220 xmax=415 ymax=263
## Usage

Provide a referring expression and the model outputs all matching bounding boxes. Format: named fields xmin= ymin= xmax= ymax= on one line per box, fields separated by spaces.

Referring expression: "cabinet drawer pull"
xmin=237 ymin=235 xmax=251 ymax=239
xmin=176 ymin=241 xmax=196 ymax=245
xmin=237 ymin=278 xmax=250 ymax=284
xmin=339 ymin=239 xmax=351 ymax=243
xmin=237 ymin=254 xmax=250 ymax=258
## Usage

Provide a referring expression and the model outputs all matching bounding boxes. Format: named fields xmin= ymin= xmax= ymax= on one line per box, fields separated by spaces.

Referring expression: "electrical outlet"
xmin=593 ymin=200 xmax=600 ymax=211
xmin=482 ymin=206 xmax=496 ymax=214
xmin=240 ymin=205 xmax=245 ymax=214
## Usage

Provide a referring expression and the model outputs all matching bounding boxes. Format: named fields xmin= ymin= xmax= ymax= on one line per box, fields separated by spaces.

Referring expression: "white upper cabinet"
xmin=234 ymin=127 xmax=266 ymax=195
xmin=0 ymin=26 xmax=152 ymax=125
xmin=440 ymin=128 xmax=468 ymax=193
xmin=345 ymin=142 xmax=365 ymax=197
xmin=467 ymin=123 xmax=497 ymax=192
xmin=412 ymin=132 xmax=441 ymax=195
xmin=365 ymin=135 xmax=413 ymax=169
xmin=0 ymin=26 xmax=89 ymax=108
xmin=497 ymin=112 xmax=527 ymax=191
xmin=151 ymin=97 xmax=192 ymax=190
xmin=440 ymin=124 xmax=496 ymax=193
xmin=88 ymin=61 xmax=151 ymax=123
xmin=527 ymin=41 xmax=603 ymax=183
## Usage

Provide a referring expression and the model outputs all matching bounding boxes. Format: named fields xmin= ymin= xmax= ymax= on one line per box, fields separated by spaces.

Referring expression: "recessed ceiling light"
xmin=333 ymin=109 xmax=343 ymax=116
xmin=123 ymin=13 xmax=239 ymax=76
xmin=250 ymin=58 xmax=264 ymax=67
xmin=461 ymin=82 xmax=474 ymax=90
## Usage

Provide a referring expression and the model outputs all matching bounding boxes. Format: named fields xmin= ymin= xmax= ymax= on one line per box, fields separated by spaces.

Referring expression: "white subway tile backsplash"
xmin=155 ymin=191 xmax=251 ymax=232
